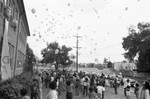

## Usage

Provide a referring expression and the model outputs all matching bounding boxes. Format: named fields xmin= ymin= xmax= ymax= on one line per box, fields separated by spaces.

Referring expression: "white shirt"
xmin=124 ymin=82 xmax=131 ymax=88
xmin=83 ymin=82 xmax=89 ymax=86
xmin=46 ymin=90 xmax=58 ymax=99
xmin=145 ymin=89 xmax=150 ymax=99
xmin=51 ymin=77 xmax=54 ymax=82
xmin=97 ymin=86 xmax=105 ymax=94
xmin=81 ymin=78 xmax=85 ymax=85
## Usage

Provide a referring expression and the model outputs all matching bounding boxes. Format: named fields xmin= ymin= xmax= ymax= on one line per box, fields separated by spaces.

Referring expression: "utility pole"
xmin=73 ymin=35 xmax=82 ymax=73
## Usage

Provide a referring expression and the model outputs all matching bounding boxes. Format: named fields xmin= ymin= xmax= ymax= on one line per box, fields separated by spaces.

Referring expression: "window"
xmin=8 ymin=43 xmax=14 ymax=70
xmin=19 ymin=23 xmax=26 ymax=47
xmin=14 ymin=7 xmax=18 ymax=20
xmin=0 ymin=0 xmax=4 ymax=13
xmin=17 ymin=50 xmax=25 ymax=68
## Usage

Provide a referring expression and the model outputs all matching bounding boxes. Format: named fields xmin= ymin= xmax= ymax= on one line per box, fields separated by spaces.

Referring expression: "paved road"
xmin=42 ymin=86 xmax=136 ymax=99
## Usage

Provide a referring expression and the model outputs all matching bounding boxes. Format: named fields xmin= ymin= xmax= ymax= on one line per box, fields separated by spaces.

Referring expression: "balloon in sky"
xmin=46 ymin=8 xmax=48 ymax=11
xmin=33 ymin=34 xmax=36 ymax=36
xmin=125 ymin=7 xmax=128 ymax=11
xmin=31 ymin=8 xmax=36 ymax=14
xmin=68 ymin=3 xmax=70 ymax=6
xmin=78 ymin=26 xmax=81 ymax=30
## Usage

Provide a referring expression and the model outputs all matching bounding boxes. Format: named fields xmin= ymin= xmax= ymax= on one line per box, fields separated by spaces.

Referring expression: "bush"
xmin=0 ymin=72 xmax=33 ymax=99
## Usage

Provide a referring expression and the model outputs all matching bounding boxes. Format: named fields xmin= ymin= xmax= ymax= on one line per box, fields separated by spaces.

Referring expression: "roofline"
xmin=18 ymin=0 xmax=30 ymax=36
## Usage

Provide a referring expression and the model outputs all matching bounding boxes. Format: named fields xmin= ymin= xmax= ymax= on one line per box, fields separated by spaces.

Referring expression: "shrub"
xmin=0 ymin=72 xmax=33 ymax=99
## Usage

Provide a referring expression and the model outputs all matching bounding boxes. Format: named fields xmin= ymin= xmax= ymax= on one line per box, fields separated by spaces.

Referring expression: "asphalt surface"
xmin=42 ymin=85 xmax=136 ymax=99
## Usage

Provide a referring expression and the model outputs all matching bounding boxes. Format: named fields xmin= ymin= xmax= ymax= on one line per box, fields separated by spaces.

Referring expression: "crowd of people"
xmin=19 ymin=69 xmax=150 ymax=99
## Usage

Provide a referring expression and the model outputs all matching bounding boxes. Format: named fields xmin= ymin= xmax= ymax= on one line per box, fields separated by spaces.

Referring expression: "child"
xmin=134 ymin=83 xmax=139 ymax=99
xmin=46 ymin=81 xmax=58 ymax=99
xmin=20 ymin=88 xmax=30 ymax=99
xmin=88 ymin=87 xmax=97 ymax=99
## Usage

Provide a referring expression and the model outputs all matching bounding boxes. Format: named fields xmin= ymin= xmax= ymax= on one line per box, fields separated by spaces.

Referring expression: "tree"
xmin=107 ymin=61 xmax=113 ymax=68
xmin=24 ymin=44 xmax=36 ymax=72
xmin=103 ymin=58 xmax=108 ymax=64
xmin=122 ymin=22 xmax=150 ymax=72
xmin=41 ymin=42 xmax=73 ymax=70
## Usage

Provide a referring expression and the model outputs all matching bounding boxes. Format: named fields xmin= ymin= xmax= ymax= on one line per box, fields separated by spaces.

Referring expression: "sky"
xmin=24 ymin=0 xmax=150 ymax=63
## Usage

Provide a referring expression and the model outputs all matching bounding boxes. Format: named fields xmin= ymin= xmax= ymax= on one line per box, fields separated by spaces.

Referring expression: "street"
xmin=42 ymin=85 xmax=136 ymax=99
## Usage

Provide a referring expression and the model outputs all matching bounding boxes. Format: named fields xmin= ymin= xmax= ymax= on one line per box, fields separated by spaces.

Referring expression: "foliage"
xmin=41 ymin=42 xmax=73 ymax=69
xmin=0 ymin=72 xmax=33 ymax=99
xmin=107 ymin=61 xmax=113 ymax=68
xmin=122 ymin=22 xmax=150 ymax=72
xmin=103 ymin=58 xmax=108 ymax=64
xmin=24 ymin=44 xmax=36 ymax=72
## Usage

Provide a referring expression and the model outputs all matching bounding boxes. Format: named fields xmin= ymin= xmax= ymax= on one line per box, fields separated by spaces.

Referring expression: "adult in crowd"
xmin=139 ymin=81 xmax=150 ymax=99
xmin=83 ymin=77 xmax=90 ymax=96
xmin=66 ymin=80 xmax=74 ymax=99
xmin=113 ymin=78 xmax=118 ymax=94
xmin=124 ymin=79 xmax=131 ymax=97
xmin=30 ymin=79 xmax=39 ymax=99
xmin=20 ymin=88 xmax=30 ymax=99
xmin=46 ymin=81 xmax=58 ymax=99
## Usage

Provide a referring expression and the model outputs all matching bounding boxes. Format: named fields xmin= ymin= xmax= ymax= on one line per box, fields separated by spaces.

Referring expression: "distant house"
xmin=113 ymin=62 xmax=137 ymax=71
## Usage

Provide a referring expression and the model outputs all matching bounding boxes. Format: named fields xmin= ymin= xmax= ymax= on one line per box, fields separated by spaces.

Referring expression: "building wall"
xmin=113 ymin=62 xmax=136 ymax=71
xmin=0 ymin=0 xmax=30 ymax=77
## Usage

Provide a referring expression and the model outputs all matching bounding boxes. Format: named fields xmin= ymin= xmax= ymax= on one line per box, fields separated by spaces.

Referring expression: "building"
xmin=0 ymin=0 xmax=30 ymax=80
xmin=113 ymin=62 xmax=136 ymax=71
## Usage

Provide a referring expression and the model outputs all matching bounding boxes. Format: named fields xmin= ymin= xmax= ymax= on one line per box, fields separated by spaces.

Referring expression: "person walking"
xmin=126 ymin=85 xmax=131 ymax=99
xmin=134 ymin=83 xmax=140 ymax=99
xmin=113 ymin=79 xmax=118 ymax=94
xmin=124 ymin=79 xmax=131 ymax=97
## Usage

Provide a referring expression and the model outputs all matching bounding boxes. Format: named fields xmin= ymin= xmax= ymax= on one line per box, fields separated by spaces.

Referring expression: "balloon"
xmin=77 ymin=26 xmax=81 ymax=30
xmin=33 ymin=34 xmax=36 ymax=36
xmin=68 ymin=3 xmax=70 ymax=6
xmin=46 ymin=8 xmax=48 ymax=11
xmin=31 ymin=8 xmax=36 ymax=14
xmin=125 ymin=7 xmax=128 ymax=11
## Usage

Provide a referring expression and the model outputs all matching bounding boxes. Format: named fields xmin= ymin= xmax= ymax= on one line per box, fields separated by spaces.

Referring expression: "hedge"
xmin=0 ymin=72 xmax=33 ymax=99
